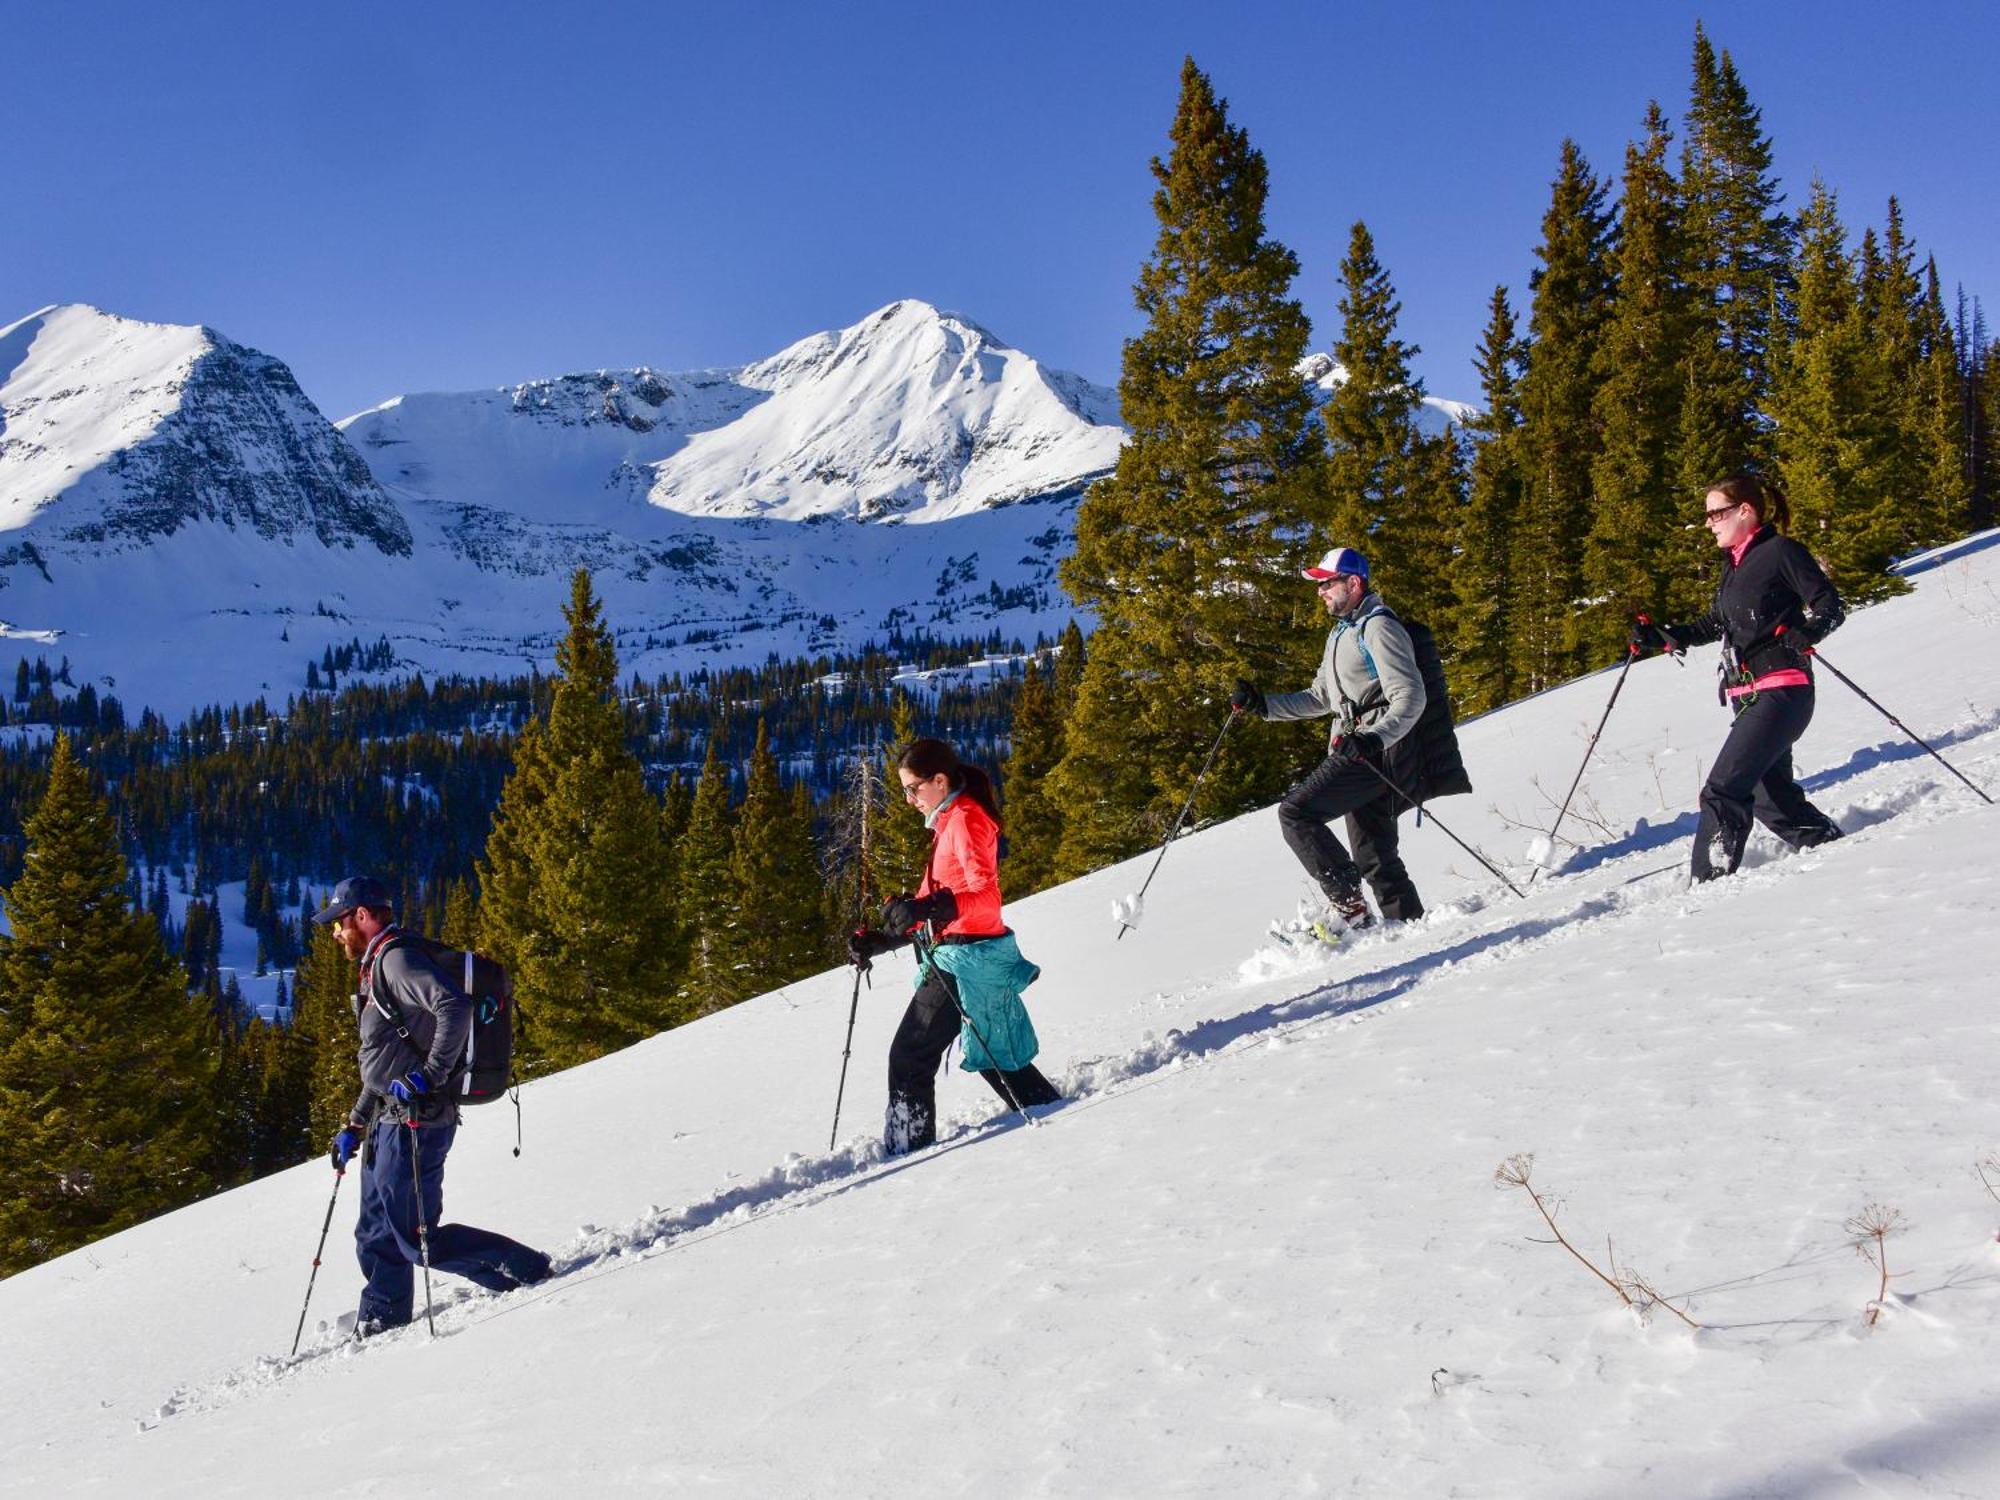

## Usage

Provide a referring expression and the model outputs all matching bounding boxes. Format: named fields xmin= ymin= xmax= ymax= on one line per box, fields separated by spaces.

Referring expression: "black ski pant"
xmin=1276 ymin=753 xmax=1424 ymax=920
xmin=886 ymin=966 xmax=1059 ymax=1155
xmin=1692 ymin=685 xmax=1843 ymax=882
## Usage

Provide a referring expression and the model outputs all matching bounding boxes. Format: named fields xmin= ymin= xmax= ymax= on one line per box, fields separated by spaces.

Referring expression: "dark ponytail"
xmin=899 ymin=736 xmax=1002 ymax=826
xmin=1707 ymin=471 xmax=1790 ymax=533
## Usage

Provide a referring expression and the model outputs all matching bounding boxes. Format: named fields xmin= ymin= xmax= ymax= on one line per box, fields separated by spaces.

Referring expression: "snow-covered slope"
xmin=6 ymin=535 xmax=1998 ymax=1496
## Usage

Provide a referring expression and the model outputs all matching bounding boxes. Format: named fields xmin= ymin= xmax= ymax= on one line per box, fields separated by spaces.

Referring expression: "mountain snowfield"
xmin=0 ymin=301 xmax=1126 ymax=717
xmin=4 ymin=535 xmax=1998 ymax=1496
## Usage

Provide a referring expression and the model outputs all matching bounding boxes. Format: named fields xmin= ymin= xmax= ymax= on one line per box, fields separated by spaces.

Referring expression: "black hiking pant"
xmin=886 ymin=967 xmax=1059 ymax=1156
xmin=1277 ymin=753 xmax=1424 ymax=921
xmin=1692 ymin=685 xmax=1843 ymax=882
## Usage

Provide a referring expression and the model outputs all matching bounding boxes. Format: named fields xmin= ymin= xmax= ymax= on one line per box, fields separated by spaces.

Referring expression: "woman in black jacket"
xmin=1632 ymin=473 xmax=1846 ymax=882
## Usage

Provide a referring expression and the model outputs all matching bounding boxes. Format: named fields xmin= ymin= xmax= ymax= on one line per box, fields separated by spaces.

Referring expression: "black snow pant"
xmin=1276 ymin=753 xmax=1424 ymax=921
xmin=885 ymin=966 xmax=1059 ymax=1156
xmin=1691 ymin=685 xmax=1843 ymax=882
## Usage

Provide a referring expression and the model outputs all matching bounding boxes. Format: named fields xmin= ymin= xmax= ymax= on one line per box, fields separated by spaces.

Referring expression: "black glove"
xmin=1334 ymin=731 xmax=1382 ymax=767
xmin=846 ymin=926 xmax=890 ymax=971
xmin=1628 ymin=616 xmax=1676 ymax=656
xmin=882 ymin=888 xmax=958 ymax=936
xmin=1230 ymin=679 xmax=1265 ymax=715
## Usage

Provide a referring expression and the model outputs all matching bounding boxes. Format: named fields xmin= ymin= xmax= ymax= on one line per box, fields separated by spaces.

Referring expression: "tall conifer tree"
xmin=1050 ymin=58 xmax=1323 ymax=877
xmin=675 ymin=740 xmax=740 ymax=1016
xmin=291 ymin=919 xmax=358 ymax=1149
xmin=1676 ymin=24 xmax=1792 ymax=483
xmin=1449 ymin=288 xmax=1527 ymax=714
xmin=1321 ymin=221 xmax=1459 ymax=630
xmin=724 ymin=722 xmax=826 ymax=996
xmin=868 ymin=693 xmax=930 ymax=903
xmin=1585 ymin=102 xmax=1694 ymax=645
xmin=1513 ymin=139 xmax=1616 ymax=690
xmin=0 ymin=737 xmax=218 ymax=1273
xmin=477 ymin=570 xmax=682 ymax=1072
xmin=999 ymin=652 xmax=1066 ymax=898
xmin=1973 ymin=322 xmax=2000 ymax=531
xmin=1768 ymin=182 xmax=1906 ymax=601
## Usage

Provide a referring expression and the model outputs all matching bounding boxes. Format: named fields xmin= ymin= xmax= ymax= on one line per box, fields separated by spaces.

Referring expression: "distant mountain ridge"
xmin=0 ymin=299 xmax=1474 ymax=718
xmin=341 ymin=299 xmax=1126 ymax=527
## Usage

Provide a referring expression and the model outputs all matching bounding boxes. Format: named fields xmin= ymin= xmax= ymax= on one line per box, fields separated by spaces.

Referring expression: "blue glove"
xmin=387 ymin=1069 xmax=430 ymax=1105
xmin=330 ymin=1126 xmax=362 ymax=1170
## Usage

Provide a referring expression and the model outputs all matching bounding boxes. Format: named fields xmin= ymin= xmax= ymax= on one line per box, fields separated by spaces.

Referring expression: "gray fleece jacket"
xmin=349 ymin=929 xmax=471 ymax=1128
xmin=1261 ymin=592 xmax=1427 ymax=750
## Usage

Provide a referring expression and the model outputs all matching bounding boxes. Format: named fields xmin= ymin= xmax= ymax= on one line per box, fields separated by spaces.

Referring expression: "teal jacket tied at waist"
xmin=919 ymin=931 xmax=1041 ymax=1073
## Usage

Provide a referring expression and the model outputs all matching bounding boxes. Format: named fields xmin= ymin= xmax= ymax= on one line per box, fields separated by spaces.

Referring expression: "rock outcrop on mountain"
xmin=0 ymin=305 xmax=410 ymax=559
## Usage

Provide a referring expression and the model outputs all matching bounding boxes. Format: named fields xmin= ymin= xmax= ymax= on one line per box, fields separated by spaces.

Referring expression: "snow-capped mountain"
xmin=1298 ymin=350 xmax=1479 ymax=435
xmin=0 ymin=302 xmax=1124 ymax=715
xmin=0 ymin=305 xmax=409 ymax=556
xmin=340 ymin=299 xmax=1124 ymax=527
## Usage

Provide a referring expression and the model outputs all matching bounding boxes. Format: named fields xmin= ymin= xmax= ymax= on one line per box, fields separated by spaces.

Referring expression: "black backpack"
xmin=365 ymin=931 xmax=517 ymax=1106
xmin=1342 ymin=605 xmax=1474 ymax=806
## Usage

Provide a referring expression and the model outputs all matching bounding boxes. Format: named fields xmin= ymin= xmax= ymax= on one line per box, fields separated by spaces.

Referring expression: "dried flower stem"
xmin=1494 ymin=1155 xmax=1633 ymax=1309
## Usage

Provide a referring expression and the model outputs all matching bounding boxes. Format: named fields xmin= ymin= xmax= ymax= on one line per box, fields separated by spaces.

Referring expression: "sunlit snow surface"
xmin=4 ymin=536 xmax=1999 ymax=1496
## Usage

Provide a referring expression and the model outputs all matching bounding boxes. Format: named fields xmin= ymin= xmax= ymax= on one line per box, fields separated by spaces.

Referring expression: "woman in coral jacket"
xmin=1631 ymin=472 xmax=1846 ymax=882
xmin=848 ymin=737 xmax=1060 ymax=1155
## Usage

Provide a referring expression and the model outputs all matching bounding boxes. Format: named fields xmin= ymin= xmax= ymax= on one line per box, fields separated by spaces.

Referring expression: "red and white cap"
xmin=1302 ymin=546 xmax=1370 ymax=582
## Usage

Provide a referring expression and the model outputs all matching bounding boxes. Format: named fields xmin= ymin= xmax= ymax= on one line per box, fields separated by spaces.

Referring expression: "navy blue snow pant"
xmin=1277 ymin=754 xmax=1424 ymax=920
xmin=354 ymin=1115 xmax=551 ymax=1330
xmin=885 ymin=967 xmax=1059 ymax=1156
xmin=1691 ymin=685 xmax=1843 ymax=882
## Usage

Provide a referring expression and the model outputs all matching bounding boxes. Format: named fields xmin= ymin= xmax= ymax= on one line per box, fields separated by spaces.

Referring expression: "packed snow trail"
xmin=4 ymin=538 xmax=1999 ymax=1495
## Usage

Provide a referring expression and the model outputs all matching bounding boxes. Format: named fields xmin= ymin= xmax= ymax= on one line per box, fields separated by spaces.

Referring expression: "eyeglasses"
xmin=1702 ymin=503 xmax=1744 ymax=523
xmin=900 ymin=781 xmax=925 ymax=802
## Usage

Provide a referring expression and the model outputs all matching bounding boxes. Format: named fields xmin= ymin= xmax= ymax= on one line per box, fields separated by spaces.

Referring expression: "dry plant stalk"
xmin=1494 ymin=1154 xmax=1699 ymax=1325
xmin=1843 ymin=1203 xmax=1906 ymax=1328
xmin=1976 ymin=1151 xmax=2000 ymax=1207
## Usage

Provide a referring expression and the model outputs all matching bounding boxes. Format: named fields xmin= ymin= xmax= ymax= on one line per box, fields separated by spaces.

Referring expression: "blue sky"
xmin=5 ymin=1 xmax=1995 ymax=420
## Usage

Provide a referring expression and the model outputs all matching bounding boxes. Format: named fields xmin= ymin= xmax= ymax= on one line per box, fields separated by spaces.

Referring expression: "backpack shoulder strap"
xmin=361 ymin=931 xmax=418 ymax=1043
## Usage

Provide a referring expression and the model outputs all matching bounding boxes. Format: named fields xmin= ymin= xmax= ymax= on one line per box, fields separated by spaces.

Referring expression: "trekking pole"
xmin=829 ymin=750 xmax=875 ymax=1151
xmin=407 ymin=1122 xmax=437 ymax=1338
xmin=1360 ymin=758 xmax=1528 ymax=900
xmin=1115 ymin=708 xmax=1239 ymax=941
xmin=1528 ymin=641 xmax=1640 ymax=885
xmin=289 ymin=1166 xmax=346 ymax=1357
xmin=827 ymin=962 xmax=869 ymax=1152
xmin=1803 ymin=642 xmax=1994 ymax=806
xmin=913 ymin=925 xmax=1038 ymax=1129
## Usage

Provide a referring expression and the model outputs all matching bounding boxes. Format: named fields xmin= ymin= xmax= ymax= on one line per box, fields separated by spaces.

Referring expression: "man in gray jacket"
xmin=319 ymin=876 xmax=549 ymax=1336
xmin=1233 ymin=547 xmax=1427 ymax=931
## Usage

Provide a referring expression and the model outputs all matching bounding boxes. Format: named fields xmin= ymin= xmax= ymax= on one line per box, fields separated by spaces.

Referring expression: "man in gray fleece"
xmin=1232 ymin=546 xmax=1427 ymax=929
xmin=318 ymin=876 xmax=549 ymax=1336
